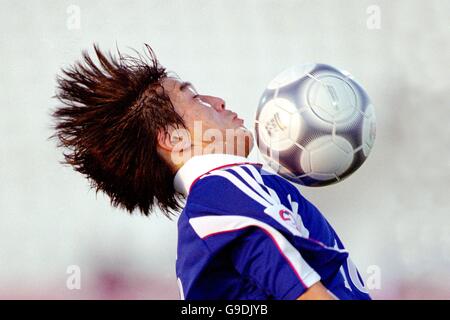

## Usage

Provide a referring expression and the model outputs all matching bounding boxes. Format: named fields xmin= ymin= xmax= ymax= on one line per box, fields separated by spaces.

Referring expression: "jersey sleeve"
xmin=188 ymin=214 xmax=321 ymax=300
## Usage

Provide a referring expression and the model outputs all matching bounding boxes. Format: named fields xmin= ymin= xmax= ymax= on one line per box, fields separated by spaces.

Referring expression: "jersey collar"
xmin=174 ymin=154 xmax=261 ymax=196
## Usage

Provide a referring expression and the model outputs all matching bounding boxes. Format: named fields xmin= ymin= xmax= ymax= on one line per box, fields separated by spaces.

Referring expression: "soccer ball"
xmin=254 ymin=64 xmax=376 ymax=187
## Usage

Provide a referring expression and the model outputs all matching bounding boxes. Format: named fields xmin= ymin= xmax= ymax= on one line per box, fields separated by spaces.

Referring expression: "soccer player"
xmin=52 ymin=44 xmax=371 ymax=300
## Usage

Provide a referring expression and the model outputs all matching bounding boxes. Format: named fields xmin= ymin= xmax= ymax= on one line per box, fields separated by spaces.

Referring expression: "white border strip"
xmin=189 ymin=215 xmax=320 ymax=288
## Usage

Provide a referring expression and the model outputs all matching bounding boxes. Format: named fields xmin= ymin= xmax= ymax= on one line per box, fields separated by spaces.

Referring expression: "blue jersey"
xmin=174 ymin=154 xmax=371 ymax=300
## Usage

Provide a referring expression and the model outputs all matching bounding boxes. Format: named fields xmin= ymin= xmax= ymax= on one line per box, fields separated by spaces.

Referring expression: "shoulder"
xmin=187 ymin=163 xmax=282 ymax=213
xmin=184 ymin=164 xmax=312 ymax=235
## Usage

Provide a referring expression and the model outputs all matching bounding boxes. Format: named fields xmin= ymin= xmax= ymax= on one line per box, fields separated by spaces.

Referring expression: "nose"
xmin=201 ymin=95 xmax=226 ymax=112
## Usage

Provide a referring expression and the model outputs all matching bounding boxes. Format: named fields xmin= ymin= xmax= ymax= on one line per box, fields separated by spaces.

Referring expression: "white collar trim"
xmin=174 ymin=154 xmax=259 ymax=196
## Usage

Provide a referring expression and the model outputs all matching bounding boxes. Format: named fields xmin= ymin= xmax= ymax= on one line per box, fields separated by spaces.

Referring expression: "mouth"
xmin=231 ymin=112 xmax=244 ymax=124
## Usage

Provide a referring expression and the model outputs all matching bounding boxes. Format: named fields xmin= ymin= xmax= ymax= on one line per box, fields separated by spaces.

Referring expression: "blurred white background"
xmin=0 ymin=0 xmax=449 ymax=299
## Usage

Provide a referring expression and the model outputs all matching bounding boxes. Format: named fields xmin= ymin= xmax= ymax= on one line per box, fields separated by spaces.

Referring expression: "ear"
xmin=157 ymin=128 xmax=174 ymax=152
xmin=157 ymin=126 xmax=191 ymax=152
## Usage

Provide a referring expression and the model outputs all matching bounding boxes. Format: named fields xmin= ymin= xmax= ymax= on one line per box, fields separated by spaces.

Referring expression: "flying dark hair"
xmin=52 ymin=44 xmax=185 ymax=217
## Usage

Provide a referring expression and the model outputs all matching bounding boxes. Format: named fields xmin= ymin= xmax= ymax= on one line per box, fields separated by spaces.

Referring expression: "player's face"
xmin=162 ymin=77 xmax=254 ymax=157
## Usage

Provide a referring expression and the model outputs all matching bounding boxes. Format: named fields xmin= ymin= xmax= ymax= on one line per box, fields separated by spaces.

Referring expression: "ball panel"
xmin=256 ymin=88 xmax=277 ymax=119
xmin=308 ymin=64 xmax=342 ymax=78
xmin=267 ymin=64 xmax=315 ymax=90
xmin=256 ymin=98 xmax=301 ymax=151
xmin=307 ymin=75 xmax=358 ymax=124
xmin=275 ymin=74 xmax=314 ymax=112
xmin=288 ymin=174 xmax=325 ymax=187
xmin=274 ymin=145 xmax=304 ymax=176
xmin=346 ymin=77 xmax=372 ymax=115
xmin=262 ymin=147 xmax=305 ymax=180
xmin=302 ymin=135 xmax=354 ymax=176
xmin=307 ymin=172 xmax=339 ymax=182
xmin=362 ymin=104 xmax=376 ymax=157
xmin=334 ymin=124 xmax=364 ymax=149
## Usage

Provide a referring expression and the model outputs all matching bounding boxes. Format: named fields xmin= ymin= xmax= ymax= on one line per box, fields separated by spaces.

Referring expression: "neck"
xmin=161 ymin=145 xmax=251 ymax=175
